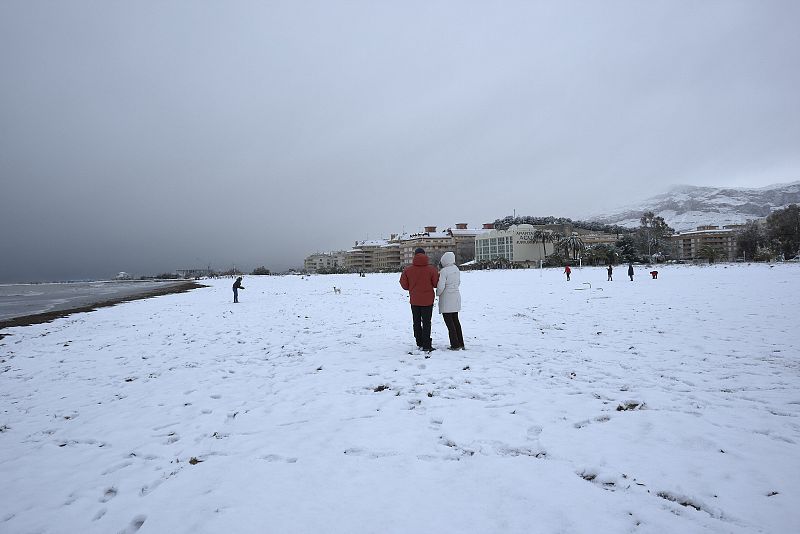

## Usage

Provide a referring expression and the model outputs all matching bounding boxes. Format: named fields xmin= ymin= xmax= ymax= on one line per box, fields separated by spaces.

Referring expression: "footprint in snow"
xmin=526 ymin=425 xmax=543 ymax=439
xmin=99 ymin=487 xmax=117 ymax=503
xmin=118 ymin=514 xmax=147 ymax=533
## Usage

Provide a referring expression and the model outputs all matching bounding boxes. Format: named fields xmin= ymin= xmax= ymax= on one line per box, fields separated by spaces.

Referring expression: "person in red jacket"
xmin=400 ymin=248 xmax=440 ymax=352
xmin=564 ymin=265 xmax=571 ymax=281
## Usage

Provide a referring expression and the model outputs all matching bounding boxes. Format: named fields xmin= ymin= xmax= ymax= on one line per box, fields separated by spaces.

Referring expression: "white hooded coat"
xmin=436 ymin=251 xmax=461 ymax=313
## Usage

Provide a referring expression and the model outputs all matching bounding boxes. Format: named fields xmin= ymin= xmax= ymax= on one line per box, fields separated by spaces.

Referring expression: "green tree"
xmin=766 ymin=204 xmax=800 ymax=259
xmin=753 ymin=246 xmax=775 ymax=262
xmin=615 ymin=235 xmax=639 ymax=262
xmin=735 ymin=221 xmax=766 ymax=260
xmin=637 ymin=211 xmax=674 ymax=257
xmin=582 ymin=245 xmax=604 ymax=266
xmin=543 ymin=250 xmax=568 ymax=267
xmin=584 ymin=244 xmax=618 ymax=265
xmin=317 ymin=265 xmax=348 ymax=274
xmin=698 ymin=244 xmax=720 ymax=264
xmin=251 ymin=266 xmax=271 ymax=275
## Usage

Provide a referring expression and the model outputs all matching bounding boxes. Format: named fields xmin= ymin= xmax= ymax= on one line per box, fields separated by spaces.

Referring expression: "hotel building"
xmin=475 ymin=224 xmax=556 ymax=265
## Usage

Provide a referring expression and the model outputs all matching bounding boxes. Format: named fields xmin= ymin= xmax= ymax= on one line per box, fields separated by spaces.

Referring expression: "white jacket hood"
xmin=440 ymin=251 xmax=456 ymax=267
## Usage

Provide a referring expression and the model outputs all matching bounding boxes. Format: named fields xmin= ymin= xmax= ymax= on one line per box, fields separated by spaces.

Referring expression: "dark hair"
xmin=414 ymin=247 xmax=425 ymax=255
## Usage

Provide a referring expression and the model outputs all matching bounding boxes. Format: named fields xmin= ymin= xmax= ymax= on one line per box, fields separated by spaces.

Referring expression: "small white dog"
xmin=333 ymin=287 xmax=341 ymax=294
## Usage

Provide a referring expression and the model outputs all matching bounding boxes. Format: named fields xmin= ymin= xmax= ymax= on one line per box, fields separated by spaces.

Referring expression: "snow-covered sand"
xmin=1 ymin=264 xmax=798 ymax=533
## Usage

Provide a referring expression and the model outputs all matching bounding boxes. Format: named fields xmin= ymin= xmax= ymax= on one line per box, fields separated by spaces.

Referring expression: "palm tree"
xmin=533 ymin=229 xmax=560 ymax=261
xmin=559 ymin=232 xmax=585 ymax=261
xmin=698 ymin=244 xmax=720 ymax=264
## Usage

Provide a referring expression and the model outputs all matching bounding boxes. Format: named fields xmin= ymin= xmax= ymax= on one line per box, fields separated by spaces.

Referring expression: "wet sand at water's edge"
xmin=0 ymin=281 xmax=205 ymax=337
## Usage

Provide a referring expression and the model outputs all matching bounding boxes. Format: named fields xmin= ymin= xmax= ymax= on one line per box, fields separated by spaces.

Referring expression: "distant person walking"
xmin=650 ymin=270 xmax=659 ymax=279
xmin=400 ymin=248 xmax=440 ymax=352
xmin=232 ymin=276 xmax=244 ymax=303
xmin=436 ymin=252 xmax=465 ymax=351
xmin=564 ymin=265 xmax=571 ymax=281
xmin=627 ymin=263 xmax=634 ymax=281
xmin=607 ymin=264 xmax=613 ymax=281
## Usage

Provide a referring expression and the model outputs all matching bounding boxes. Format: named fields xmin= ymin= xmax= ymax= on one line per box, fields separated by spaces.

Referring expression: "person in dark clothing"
xmin=232 ymin=277 xmax=244 ymax=303
xmin=627 ymin=263 xmax=634 ymax=281
xmin=607 ymin=264 xmax=613 ymax=281
xmin=400 ymin=248 xmax=440 ymax=352
xmin=650 ymin=270 xmax=659 ymax=279
xmin=564 ymin=265 xmax=571 ymax=281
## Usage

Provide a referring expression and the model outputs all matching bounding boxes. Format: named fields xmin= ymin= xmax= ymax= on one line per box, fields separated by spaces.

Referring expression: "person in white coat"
xmin=436 ymin=251 xmax=465 ymax=350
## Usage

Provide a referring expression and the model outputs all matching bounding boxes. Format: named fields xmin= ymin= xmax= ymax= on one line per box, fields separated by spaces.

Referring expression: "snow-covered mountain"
xmin=591 ymin=181 xmax=800 ymax=232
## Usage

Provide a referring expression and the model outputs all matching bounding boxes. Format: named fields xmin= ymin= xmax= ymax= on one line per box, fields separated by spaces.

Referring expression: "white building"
xmin=475 ymin=224 xmax=555 ymax=265
xmin=304 ymin=251 xmax=348 ymax=273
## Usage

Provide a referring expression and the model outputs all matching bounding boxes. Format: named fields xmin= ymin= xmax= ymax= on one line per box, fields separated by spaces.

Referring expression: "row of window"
xmin=475 ymin=239 xmax=513 ymax=261
xmin=476 ymin=250 xmax=513 ymax=261
xmin=477 ymin=236 xmax=513 ymax=246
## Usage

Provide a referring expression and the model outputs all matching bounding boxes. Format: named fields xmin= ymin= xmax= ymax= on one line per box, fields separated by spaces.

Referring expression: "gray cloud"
xmin=1 ymin=1 xmax=799 ymax=281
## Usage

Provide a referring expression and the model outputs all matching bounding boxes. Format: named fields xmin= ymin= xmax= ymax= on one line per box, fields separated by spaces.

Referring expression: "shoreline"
xmin=0 ymin=281 xmax=206 ymax=336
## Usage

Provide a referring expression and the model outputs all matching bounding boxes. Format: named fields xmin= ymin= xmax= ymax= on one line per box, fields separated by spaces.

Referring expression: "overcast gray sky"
xmin=1 ymin=1 xmax=799 ymax=281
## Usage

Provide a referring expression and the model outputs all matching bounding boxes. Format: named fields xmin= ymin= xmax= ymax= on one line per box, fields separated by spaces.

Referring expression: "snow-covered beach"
xmin=1 ymin=264 xmax=798 ymax=533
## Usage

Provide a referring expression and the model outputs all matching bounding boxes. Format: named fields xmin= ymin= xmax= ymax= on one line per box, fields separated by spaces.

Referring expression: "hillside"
xmin=591 ymin=181 xmax=800 ymax=232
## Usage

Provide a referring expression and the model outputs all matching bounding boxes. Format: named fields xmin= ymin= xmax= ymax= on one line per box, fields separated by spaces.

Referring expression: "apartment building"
xmin=304 ymin=251 xmax=348 ymax=273
xmin=399 ymin=227 xmax=455 ymax=267
xmin=344 ymin=240 xmax=388 ymax=272
xmin=670 ymin=225 xmax=739 ymax=261
xmin=376 ymin=240 xmax=401 ymax=271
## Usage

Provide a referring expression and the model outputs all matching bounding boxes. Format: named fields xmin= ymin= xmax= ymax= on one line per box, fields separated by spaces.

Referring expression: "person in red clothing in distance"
xmin=400 ymin=248 xmax=440 ymax=352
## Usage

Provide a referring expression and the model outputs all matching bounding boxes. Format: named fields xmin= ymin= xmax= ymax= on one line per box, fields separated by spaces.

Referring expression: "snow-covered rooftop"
xmin=354 ymin=239 xmax=390 ymax=247
xmin=673 ymin=227 xmax=737 ymax=236
xmin=398 ymin=231 xmax=452 ymax=241
xmin=449 ymin=228 xmax=490 ymax=237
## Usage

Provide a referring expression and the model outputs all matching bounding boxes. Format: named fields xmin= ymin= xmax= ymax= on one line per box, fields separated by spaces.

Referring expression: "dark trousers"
xmin=233 ymin=288 xmax=239 ymax=303
xmin=442 ymin=312 xmax=464 ymax=349
xmin=411 ymin=305 xmax=433 ymax=349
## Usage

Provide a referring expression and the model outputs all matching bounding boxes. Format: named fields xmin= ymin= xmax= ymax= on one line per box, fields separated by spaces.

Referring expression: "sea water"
xmin=0 ymin=280 xmax=187 ymax=321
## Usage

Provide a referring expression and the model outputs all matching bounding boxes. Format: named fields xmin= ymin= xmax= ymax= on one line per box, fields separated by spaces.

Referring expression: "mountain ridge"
xmin=591 ymin=181 xmax=800 ymax=232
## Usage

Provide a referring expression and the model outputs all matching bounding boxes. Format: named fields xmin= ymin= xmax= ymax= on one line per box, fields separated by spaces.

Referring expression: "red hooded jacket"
xmin=400 ymin=253 xmax=440 ymax=306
